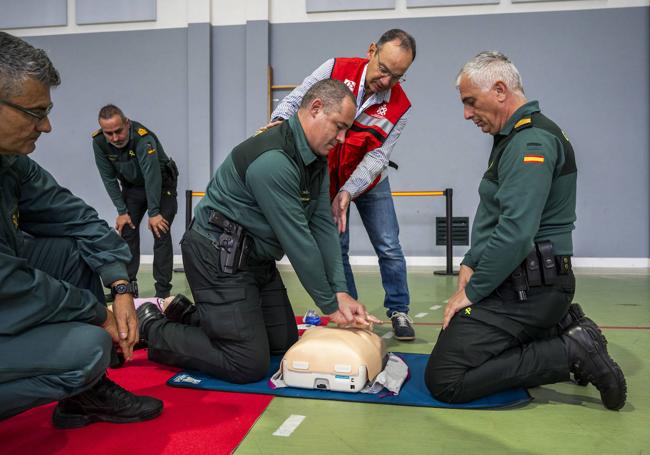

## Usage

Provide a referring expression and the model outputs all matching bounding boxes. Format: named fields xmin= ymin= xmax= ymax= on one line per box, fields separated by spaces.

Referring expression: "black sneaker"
xmin=562 ymin=322 xmax=627 ymax=410
xmin=390 ymin=311 xmax=415 ymax=341
xmin=52 ymin=375 xmax=163 ymax=428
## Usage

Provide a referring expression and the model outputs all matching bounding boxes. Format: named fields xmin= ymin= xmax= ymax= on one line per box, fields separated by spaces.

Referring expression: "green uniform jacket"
xmin=0 ymin=154 xmax=131 ymax=336
xmin=462 ymin=101 xmax=577 ymax=303
xmin=193 ymin=115 xmax=347 ymax=314
xmin=92 ymin=121 xmax=170 ymax=217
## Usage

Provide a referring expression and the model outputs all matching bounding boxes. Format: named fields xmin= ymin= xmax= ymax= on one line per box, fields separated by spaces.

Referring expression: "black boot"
xmin=52 ymin=375 xmax=163 ymax=429
xmin=163 ymin=294 xmax=194 ymax=323
xmin=562 ymin=321 xmax=627 ymax=410
xmin=557 ymin=303 xmax=586 ymax=332
xmin=137 ymin=302 xmax=165 ymax=344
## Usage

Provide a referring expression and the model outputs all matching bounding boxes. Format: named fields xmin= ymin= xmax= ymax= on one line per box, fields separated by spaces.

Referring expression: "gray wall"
xmin=13 ymin=6 xmax=649 ymax=259
xmin=23 ymin=29 xmax=189 ymax=255
xmin=265 ymin=7 xmax=649 ymax=258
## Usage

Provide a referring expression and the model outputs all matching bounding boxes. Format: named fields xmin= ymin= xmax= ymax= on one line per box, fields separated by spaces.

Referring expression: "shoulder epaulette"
xmin=137 ymin=127 xmax=149 ymax=137
xmin=91 ymin=129 xmax=102 ymax=138
xmin=514 ymin=117 xmax=533 ymax=131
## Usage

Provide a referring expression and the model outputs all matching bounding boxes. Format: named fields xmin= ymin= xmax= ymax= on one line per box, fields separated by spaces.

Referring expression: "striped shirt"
xmin=271 ymin=58 xmax=410 ymax=199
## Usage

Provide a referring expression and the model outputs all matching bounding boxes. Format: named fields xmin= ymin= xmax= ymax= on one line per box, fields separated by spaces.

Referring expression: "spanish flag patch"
xmin=523 ymin=155 xmax=544 ymax=164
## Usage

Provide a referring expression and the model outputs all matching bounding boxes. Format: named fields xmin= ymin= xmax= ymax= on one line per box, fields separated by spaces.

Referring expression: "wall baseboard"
xmin=144 ymin=255 xmax=650 ymax=269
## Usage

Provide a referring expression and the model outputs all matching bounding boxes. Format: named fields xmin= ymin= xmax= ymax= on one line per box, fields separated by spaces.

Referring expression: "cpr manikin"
xmin=276 ymin=327 xmax=389 ymax=393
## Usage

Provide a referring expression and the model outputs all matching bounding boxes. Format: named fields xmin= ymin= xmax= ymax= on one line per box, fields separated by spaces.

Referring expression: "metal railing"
xmin=183 ymin=188 xmax=457 ymax=275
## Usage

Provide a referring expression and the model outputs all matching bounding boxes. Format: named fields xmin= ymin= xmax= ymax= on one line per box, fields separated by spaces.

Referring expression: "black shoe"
xmin=390 ymin=311 xmax=415 ymax=341
xmin=164 ymin=294 xmax=194 ymax=323
xmin=563 ymin=322 xmax=627 ymax=410
xmin=136 ymin=302 xmax=164 ymax=344
xmin=52 ymin=375 xmax=163 ymax=429
xmin=109 ymin=349 xmax=125 ymax=369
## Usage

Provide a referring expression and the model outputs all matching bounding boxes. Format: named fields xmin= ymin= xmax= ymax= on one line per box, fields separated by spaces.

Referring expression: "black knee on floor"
xmin=222 ymin=357 xmax=270 ymax=384
xmin=424 ymin=363 xmax=459 ymax=403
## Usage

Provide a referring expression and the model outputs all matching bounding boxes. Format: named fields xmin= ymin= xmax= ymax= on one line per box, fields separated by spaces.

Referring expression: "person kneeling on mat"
xmin=424 ymin=51 xmax=626 ymax=411
xmin=137 ymin=79 xmax=379 ymax=383
xmin=0 ymin=32 xmax=163 ymax=428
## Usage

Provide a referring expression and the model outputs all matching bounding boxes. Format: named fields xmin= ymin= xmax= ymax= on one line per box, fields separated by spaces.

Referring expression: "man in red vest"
xmin=268 ymin=29 xmax=416 ymax=340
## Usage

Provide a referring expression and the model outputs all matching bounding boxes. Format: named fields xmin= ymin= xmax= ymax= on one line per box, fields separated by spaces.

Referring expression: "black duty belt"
xmin=508 ymin=240 xmax=572 ymax=301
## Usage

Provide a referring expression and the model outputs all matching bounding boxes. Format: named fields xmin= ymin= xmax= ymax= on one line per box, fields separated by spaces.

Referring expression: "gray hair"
xmin=300 ymin=79 xmax=356 ymax=113
xmin=0 ymin=32 xmax=60 ymax=98
xmin=456 ymin=51 xmax=524 ymax=96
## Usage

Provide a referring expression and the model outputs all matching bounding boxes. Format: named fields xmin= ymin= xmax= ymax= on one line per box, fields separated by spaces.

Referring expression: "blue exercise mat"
xmin=167 ymin=352 xmax=530 ymax=409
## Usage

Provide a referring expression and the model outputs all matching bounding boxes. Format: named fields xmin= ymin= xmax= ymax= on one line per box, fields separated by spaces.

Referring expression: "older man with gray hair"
xmin=0 ymin=32 xmax=162 ymax=427
xmin=425 ymin=51 xmax=627 ymax=411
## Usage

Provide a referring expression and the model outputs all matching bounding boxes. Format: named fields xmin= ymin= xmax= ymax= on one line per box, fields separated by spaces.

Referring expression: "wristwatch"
xmin=110 ymin=281 xmax=139 ymax=298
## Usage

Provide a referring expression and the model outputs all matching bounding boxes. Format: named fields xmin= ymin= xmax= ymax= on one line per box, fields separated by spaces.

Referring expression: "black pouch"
xmin=525 ymin=249 xmax=543 ymax=287
xmin=537 ymin=240 xmax=557 ymax=285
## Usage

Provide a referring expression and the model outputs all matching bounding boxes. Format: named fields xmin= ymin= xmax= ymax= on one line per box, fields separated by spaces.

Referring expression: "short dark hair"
xmin=377 ymin=29 xmax=416 ymax=61
xmin=299 ymin=79 xmax=356 ymax=113
xmin=0 ymin=31 xmax=61 ymax=98
xmin=98 ymin=104 xmax=126 ymax=122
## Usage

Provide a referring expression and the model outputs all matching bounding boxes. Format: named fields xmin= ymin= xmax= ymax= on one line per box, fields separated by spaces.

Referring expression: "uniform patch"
xmin=523 ymin=155 xmax=545 ymax=163
xmin=464 ymin=307 xmax=472 ymax=316
xmin=91 ymin=128 xmax=102 ymax=137
xmin=11 ymin=209 xmax=19 ymax=229
xmin=137 ymin=127 xmax=148 ymax=136
xmin=129 ymin=150 xmax=136 ymax=158
xmin=146 ymin=144 xmax=156 ymax=155
xmin=514 ymin=118 xmax=532 ymax=129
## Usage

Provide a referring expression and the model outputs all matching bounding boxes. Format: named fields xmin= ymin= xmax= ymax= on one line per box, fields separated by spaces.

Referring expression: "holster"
xmin=208 ymin=210 xmax=252 ymax=274
xmin=162 ymin=158 xmax=179 ymax=191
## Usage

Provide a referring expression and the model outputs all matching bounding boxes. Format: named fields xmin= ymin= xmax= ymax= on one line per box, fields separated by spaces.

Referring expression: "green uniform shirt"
xmin=194 ymin=115 xmax=347 ymax=314
xmin=92 ymin=121 xmax=170 ymax=217
xmin=462 ymin=101 xmax=577 ymax=303
xmin=0 ymin=154 xmax=131 ymax=335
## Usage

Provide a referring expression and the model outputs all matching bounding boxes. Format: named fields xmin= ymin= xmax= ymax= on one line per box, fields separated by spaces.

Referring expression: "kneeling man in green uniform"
xmin=425 ymin=51 xmax=626 ymax=411
xmin=138 ymin=79 xmax=379 ymax=383
xmin=0 ymin=32 xmax=162 ymax=427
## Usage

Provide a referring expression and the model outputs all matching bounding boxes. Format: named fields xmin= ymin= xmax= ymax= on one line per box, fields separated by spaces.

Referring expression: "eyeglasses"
xmin=0 ymin=99 xmax=53 ymax=122
xmin=376 ymin=51 xmax=406 ymax=83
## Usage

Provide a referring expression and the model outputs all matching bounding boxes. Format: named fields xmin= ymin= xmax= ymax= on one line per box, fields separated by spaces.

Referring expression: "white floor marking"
xmin=430 ymin=305 xmax=442 ymax=310
xmin=382 ymin=332 xmax=394 ymax=339
xmin=415 ymin=312 xmax=428 ymax=318
xmin=273 ymin=414 xmax=306 ymax=437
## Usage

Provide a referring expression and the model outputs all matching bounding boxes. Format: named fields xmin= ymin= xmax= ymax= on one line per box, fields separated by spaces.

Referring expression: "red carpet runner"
xmin=0 ymin=350 xmax=273 ymax=455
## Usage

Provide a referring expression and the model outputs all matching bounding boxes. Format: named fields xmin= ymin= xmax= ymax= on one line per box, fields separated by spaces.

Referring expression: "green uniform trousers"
xmin=0 ymin=237 xmax=112 ymax=420
xmin=145 ymin=228 xmax=298 ymax=384
xmin=425 ymin=272 xmax=575 ymax=403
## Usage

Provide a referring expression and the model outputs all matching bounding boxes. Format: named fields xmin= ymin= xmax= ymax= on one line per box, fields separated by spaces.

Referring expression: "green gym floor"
xmin=141 ymin=265 xmax=650 ymax=454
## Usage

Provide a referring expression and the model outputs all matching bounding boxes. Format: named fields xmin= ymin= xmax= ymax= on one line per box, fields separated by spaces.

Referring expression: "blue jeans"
xmin=340 ymin=178 xmax=410 ymax=317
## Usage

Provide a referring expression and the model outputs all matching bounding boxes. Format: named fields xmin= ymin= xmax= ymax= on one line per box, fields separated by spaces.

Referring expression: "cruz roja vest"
xmin=328 ymin=57 xmax=411 ymax=200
